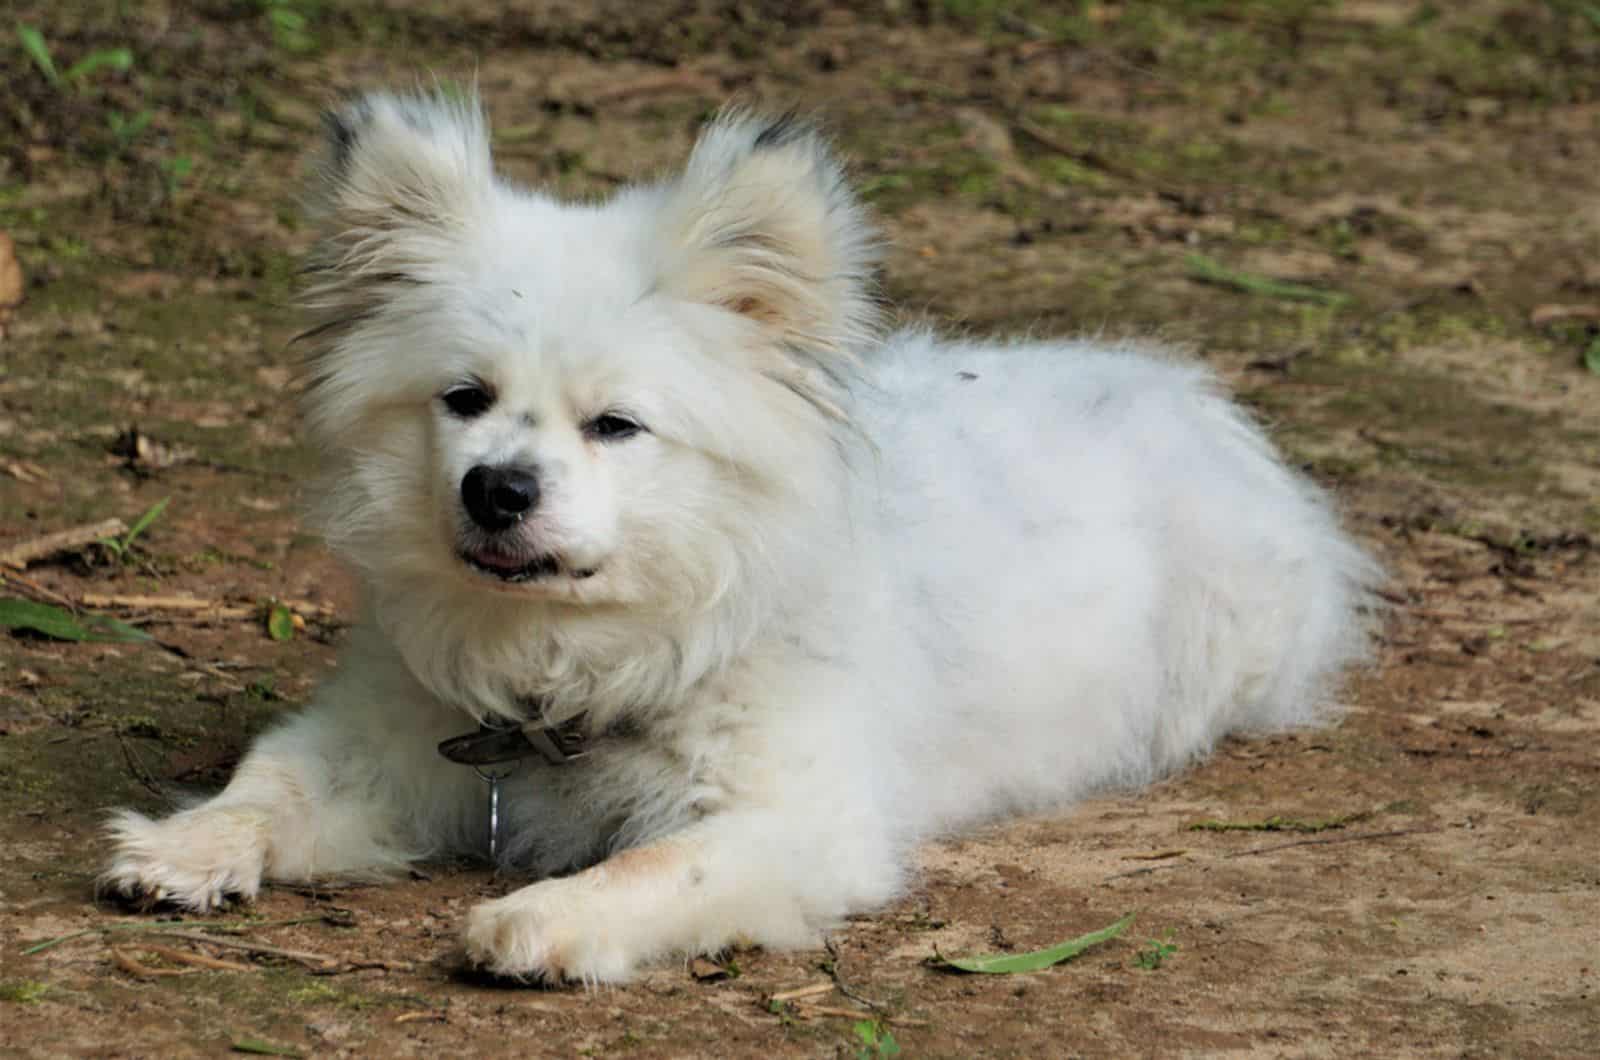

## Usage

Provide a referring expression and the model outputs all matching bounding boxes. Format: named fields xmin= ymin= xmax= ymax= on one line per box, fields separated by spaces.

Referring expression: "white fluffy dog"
xmin=103 ymin=92 xmax=1376 ymax=983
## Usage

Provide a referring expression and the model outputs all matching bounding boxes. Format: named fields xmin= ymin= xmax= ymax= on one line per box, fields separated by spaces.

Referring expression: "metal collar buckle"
xmin=438 ymin=714 xmax=589 ymax=864
xmin=437 ymin=714 xmax=589 ymax=768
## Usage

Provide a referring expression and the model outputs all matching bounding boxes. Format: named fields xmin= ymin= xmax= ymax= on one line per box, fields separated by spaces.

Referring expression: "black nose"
xmin=461 ymin=465 xmax=540 ymax=531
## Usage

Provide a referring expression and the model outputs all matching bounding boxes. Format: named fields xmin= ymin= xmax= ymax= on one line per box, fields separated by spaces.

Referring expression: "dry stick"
xmin=393 ymin=1012 xmax=447 ymax=1025
xmin=340 ymin=958 xmax=414 ymax=973
xmin=0 ymin=567 xmax=78 ymax=608
xmin=587 ymin=70 xmax=720 ymax=104
xmin=2 ymin=459 xmax=46 ymax=484
xmin=112 ymin=947 xmax=191 ymax=978
xmin=139 ymin=930 xmax=339 ymax=971
xmin=80 ymin=593 xmax=338 ymax=619
xmin=768 ymin=982 xmax=836 ymax=1005
xmin=80 ymin=593 xmax=236 ymax=613
xmin=1010 ymin=117 xmax=1147 ymax=185
xmin=0 ymin=519 xmax=126 ymax=569
xmin=136 ymin=942 xmax=256 ymax=972
xmin=1224 ymin=827 xmax=1441 ymax=860
xmin=23 ymin=914 xmax=345 ymax=956
xmin=1103 ymin=861 xmax=1186 ymax=883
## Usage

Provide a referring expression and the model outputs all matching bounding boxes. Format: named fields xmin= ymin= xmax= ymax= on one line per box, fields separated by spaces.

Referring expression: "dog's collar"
xmin=438 ymin=712 xmax=590 ymax=768
xmin=438 ymin=708 xmax=595 ymax=864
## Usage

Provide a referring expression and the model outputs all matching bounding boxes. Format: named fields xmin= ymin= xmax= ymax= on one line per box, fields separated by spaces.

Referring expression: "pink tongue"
xmin=473 ymin=549 xmax=527 ymax=571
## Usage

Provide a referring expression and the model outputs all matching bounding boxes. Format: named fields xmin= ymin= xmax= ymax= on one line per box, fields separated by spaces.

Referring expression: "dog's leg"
xmin=103 ymin=638 xmax=471 ymax=910
xmin=463 ymin=804 xmax=898 ymax=983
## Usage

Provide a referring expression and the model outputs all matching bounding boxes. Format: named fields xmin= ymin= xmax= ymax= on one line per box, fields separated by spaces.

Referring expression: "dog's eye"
xmin=441 ymin=383 xmax=495 ymax=419
xmin=585 ymin=413 xmax=645 ymax=442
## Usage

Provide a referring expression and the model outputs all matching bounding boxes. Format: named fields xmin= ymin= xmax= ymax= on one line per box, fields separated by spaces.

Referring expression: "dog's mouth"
xmin=459 ymin=546 xmax=597 ymax=583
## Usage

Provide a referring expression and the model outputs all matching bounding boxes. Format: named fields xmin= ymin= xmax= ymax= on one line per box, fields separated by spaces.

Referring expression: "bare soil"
xmin=2 ymin=2 xmax=1598 ymax=1056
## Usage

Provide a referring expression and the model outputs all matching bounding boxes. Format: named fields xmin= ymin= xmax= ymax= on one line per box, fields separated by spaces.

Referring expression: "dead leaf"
xmin=689 ymin=956 xmax=732 ymax=982
xmin=1530 ymin=304 xmax=1600 ymax=328
xmin=0 ymin=231 xmax=24 ymax=338
xmin=3 ymin=459 xmax=46 ymax=484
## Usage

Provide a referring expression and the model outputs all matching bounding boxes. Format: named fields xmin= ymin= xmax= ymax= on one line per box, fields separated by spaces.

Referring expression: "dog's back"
xmin=852 ymin=331 xmax=1378 ymax=833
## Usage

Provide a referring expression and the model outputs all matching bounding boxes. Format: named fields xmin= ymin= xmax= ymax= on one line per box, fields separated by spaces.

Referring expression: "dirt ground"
xmin=2 ymin=1 xmax=1598 ymax=1056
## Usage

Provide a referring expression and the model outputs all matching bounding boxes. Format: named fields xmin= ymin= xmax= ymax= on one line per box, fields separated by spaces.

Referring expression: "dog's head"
xmin=297 ymin=92 xmax=878 ymax=615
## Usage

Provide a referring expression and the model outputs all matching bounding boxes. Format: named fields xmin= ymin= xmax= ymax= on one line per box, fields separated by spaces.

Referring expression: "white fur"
xmin=104 ymin=92 xmax=1378 ymax=982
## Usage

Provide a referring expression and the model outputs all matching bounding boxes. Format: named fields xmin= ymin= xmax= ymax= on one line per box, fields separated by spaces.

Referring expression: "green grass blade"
xmin=109 ymin=109 xmax=153 ymax=140
xmin=82 ymin=612 xmax=155 ymax=642
xmin=0 ymin=598 xmax=96 ymax=641
xmin=1186 ymin=253 xmax=1348 ymax=306
xmin=934 ymin=913 xmax=1133 ymax=974
xmin=20 ymin=929 xmax=96 ymax=956
xmin=0 ymin=598 xmax=152 ymax=643
xmin=120 ymin=496 xmax=171 ymax=551
xmin=232 ymin=1038 xmax=302 ymax=1058
xmin=64 ymin=46 xmax=133 ymax=83
xmin=17 ymin=24 xmax=59 ymax=85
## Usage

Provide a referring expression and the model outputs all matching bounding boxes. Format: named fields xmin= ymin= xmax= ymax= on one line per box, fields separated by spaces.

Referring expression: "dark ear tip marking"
xmin=751 ymin=111 xmax=808 ymax=152
xmin=322 ymin=97 xmax=374 ymax=169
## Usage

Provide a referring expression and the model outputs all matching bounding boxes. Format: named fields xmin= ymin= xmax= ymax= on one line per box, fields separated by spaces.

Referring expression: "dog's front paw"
xmin=464 ymin=882 xmax=637 ymax=985
xmin=101 ymin=807 xmax=269 ymax=911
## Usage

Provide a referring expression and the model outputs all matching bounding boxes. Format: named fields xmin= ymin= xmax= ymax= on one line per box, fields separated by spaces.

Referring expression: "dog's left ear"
xmin=300 ymin=91 xmax=493 ymax=340
xmin=654 ymin=112 xmax=880 ymax=361
xmin=309 ymin=89 xmax=492 ymax=244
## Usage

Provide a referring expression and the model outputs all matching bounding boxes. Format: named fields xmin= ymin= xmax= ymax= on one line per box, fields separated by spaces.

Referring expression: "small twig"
xmin=1224 ymin=827 xmax=1441 ymax=859
xmin=768 ymin=982 xmax=835 ymax=1004
xmin=0 ymin=518 xmax=126 ymax=569
xmin=1011 ymin=117 xmax=1143 ymax=184
xmin=80 ymin=593 xmax=338 ymax=620
xmin=393 ymin=1011 xmax=447 ymax=1025
xmin=81 ymin=593 xmax=234 ymax=613
xmin=332 ymin=958 xmax=413 ymax=974
xmin=116 ymin=731 xmax=167 ymax=800
xmin=0 ymin=567 xmax=77 ymax=608
xmin=112 ymin=947 xmax=191 ymax=978
xmin=586 ymin=70 xmax=720 ymax=104
xmin=145 ymin=930 xmax=339 ymax=971
xmin=186 ymin=661 xmax=246 ymax=693
xmin=1102 ymin=862 xmax=1186 ymax=883
xmin=23 ymin=914 xmax=350 ymax=956
xmin=2 ymin=459 xmax=47 ymax=484
xmin=275 ymin=881 xmax=372 ymax=899
xmin=136 ymin=942 xmax=256 ymax=972
xmin=823 ymin=936 xmax=887 ymax=1012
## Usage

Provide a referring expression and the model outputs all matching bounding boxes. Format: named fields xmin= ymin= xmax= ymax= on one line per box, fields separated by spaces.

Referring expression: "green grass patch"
xmin=932 ymin=913 xmax=1133 ymax=973
xmin=0 ymin=979 xmax=49 ymax=1003
xmin=0 ymin=598 xmax=153 ymax=644
xmin=1186 ymin=254 xmax=1348 ymax=306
